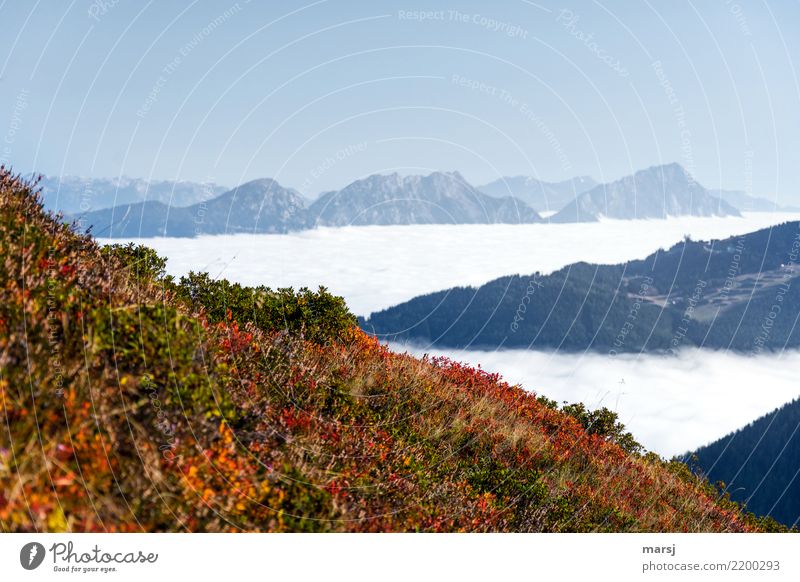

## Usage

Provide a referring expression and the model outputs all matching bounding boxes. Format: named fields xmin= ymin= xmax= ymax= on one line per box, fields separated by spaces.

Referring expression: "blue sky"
xmin=1 ymin=0 xmax=798 ymax=201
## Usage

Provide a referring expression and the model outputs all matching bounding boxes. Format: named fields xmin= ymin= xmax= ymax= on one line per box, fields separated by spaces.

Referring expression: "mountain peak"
xmin=227 ymin=177 xmax=287 ymax=193
xmin=640 ymin=162 xmax=692 ymax=181
xmin=73 ymin=177 xmax=307 ymax=237
xmin=551 ymin=163 xmax=739 ymax=222
xmin=441 ymin=170 xmax=465 ymax=181
xmin=308 ymin=171 xmax=540 ymax=226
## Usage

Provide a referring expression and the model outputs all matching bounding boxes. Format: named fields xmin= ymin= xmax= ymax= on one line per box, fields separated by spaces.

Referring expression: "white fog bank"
xmin=107 ymin=212 xmax=800 ymax=316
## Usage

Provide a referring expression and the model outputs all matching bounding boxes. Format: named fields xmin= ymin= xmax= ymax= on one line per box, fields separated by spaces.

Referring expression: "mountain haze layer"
xmin=72 ymin=172 xmax=543 ymax=237
xmin=710 ymin=188 xmax=800 ymax=213
xmin=36 ymin=174 xmax=228 ymax=214
xmin=551 ymin=164 xmax=740 ymax=222
xmin=54 ymin=164 xmax=797 ymax=237
xmin=73 ymin=178 xmax=307 ymax=237
xmin=478 ymin=175 xmax=596 ymax=213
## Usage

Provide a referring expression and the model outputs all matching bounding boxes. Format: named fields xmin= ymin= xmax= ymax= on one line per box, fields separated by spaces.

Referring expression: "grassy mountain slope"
xmin=0 ymin=170 xmax=778 ymax=532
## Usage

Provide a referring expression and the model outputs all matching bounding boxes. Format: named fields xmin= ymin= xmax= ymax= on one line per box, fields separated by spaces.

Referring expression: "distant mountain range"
xmin=478 ymin=175 xmax=596 ymax=214
xmin=362 ymin=220 xmax=800 ymax=352
xmin=308 ymin=171 xmax=540 ymax=227
xmin=35 ymin=174 xmax=228 ymax=214
xmin=688 ymin=398 xmax=800 ymax=527
xmin=55 ymin=163 xmax=798 ymax=237
xmin=73 ymin=171 xmax=540 ymax=237
xmin=549 ymin=163 xmax=740 ymax=222
xmin=73 ymin=179 xmax=306 ymax=237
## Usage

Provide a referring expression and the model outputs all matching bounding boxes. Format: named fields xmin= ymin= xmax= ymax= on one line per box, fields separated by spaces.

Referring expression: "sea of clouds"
xmin=107 ymin=212 xmax=800 ymax=456
xmin=113 ymin=212 xmax=800 ymax=317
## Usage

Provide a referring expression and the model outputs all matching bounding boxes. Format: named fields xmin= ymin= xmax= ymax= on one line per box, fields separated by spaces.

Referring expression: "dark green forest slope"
xmin=689 ymin=398 xmax=800 ymax=528
xmin=363 ymin=222 xmax=800 ymax=353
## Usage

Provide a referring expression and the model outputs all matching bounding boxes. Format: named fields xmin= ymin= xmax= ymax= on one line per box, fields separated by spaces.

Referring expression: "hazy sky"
xmin=1 ymin=0 xmax=799 ymax=200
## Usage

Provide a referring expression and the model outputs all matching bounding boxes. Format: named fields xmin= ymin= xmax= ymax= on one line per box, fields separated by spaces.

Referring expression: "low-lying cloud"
xmin=113 ymin=212 xmax=800 ymax=317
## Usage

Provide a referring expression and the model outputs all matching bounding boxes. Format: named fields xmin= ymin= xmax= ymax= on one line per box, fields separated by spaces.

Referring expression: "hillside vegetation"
xmin=0 ymin=169 xmax=781 ymax=532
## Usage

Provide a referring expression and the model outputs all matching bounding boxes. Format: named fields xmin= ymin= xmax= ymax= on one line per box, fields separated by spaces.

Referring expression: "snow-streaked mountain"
xmin=308 ymin=171 xmax=541 ymax=227
xmin=478 ymin=175 xmax=596 ymax=213
xmin=551 ymin=163 xmax=740 ymax=222
xmin=34 ymin=174 xmax=228 ymax=214
xmin=74 ymin=178 xmax=306 ymax=237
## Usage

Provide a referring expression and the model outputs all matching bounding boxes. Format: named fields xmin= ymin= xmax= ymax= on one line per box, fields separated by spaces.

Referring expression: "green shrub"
xmin=98 ymin=245 xmax=357 ymax=345
xmin=175 ymin=271 xmax=356 ymax=344
xmin=101 ymin=243 xmax=172 ymax=285
xmin=561 ymin=402 xmax=642 ymax=454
